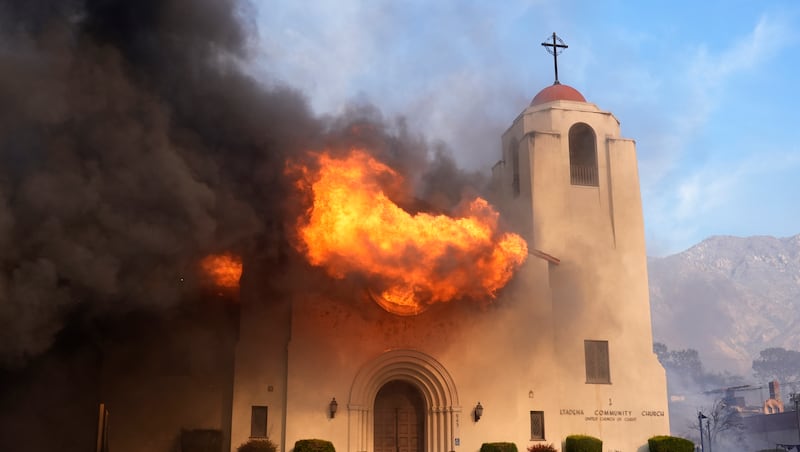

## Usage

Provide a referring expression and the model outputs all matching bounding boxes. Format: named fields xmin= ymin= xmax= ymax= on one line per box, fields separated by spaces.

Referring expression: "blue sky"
xmin=250 ymin=0 xmax=800 ymax=256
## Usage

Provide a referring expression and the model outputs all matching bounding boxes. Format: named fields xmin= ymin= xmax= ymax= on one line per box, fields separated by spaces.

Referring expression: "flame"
xmin=292 ymin=149 xmax=527 ymax=315
xmin=200 ymin=253 xmax=243 ymax=289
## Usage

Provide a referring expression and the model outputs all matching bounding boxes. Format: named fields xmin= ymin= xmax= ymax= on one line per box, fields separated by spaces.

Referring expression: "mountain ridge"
xmin=648 ymin=233 xmax=800 ymax=374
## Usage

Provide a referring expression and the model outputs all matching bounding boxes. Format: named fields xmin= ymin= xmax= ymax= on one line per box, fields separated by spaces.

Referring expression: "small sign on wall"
xmin=455 ymin=438 xmax=460 ymax=446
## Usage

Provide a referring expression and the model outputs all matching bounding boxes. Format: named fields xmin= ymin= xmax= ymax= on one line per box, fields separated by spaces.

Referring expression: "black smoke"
xmin=0 ymin=0 xmax=485 ymax=367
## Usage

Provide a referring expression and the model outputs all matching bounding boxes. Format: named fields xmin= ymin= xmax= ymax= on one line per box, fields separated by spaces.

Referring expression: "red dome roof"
xmin=530 ymin=84 xmax=586 ymax=106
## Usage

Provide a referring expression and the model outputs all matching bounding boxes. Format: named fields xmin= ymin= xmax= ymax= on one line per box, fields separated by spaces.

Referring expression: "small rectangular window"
xmin=530 ymin=410 xmax=545 ymax=440
xmin=512 ymin=174 xmax=520 ymax=197
xmin=585 ymin=340 xmax=610 ymax=384
xmin=251 ymin=406 xmax=268 ymax=438
xmin=510 ymin=140 xmax=521 ymax=198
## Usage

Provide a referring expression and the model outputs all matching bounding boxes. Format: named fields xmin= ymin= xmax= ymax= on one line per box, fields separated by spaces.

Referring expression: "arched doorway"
xmin=348 ymin=349 xmax=460 ymax=452
xmin=374 ymin=381 xmax=425 ymax=452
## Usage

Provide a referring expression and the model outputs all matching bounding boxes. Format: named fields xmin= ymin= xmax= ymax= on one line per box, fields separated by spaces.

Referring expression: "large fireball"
xmin=292 ymin=149 xmax=527 ymax=315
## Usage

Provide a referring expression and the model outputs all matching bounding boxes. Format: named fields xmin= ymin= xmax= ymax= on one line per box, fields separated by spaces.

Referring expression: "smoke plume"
xmin=0 ymin=0 xmax=486 ymax=367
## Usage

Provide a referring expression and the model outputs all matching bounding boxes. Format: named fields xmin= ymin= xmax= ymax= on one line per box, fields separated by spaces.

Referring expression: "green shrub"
xmin=238 ymin=439 xmax=278 ymax=452
xmin=527 ymin=444 xmax=557 ymax=452
xmin=647 ymin=435 xmax=694 ymax=452
xmin=480 ymin=442 xmax=518 ymax=452
xmin=294 ymin=439 xmax=335 ymax=452
xmin=564 ymin=435 xmax=602 ymax=452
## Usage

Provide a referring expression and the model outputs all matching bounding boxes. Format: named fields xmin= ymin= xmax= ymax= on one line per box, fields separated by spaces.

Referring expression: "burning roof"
xmin=291 ymin=149 xmax=528 ymax=315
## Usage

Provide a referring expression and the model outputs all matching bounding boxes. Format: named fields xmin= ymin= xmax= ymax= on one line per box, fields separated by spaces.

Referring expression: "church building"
xmin=228 ymin=74 xmax=671 ymax=451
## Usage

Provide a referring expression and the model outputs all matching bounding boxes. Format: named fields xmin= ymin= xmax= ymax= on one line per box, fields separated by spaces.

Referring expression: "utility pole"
xmin=791 ymin=393 xmax=800 ymax=442
xmin=698 ymin=412 xmax=707 ymax=452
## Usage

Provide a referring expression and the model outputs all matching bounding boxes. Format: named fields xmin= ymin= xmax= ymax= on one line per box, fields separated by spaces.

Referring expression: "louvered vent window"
xmin=585 ymin=340 xmax=610 ymax=384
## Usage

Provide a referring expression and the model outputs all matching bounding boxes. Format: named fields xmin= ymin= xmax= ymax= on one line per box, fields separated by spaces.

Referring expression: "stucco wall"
xmin=275 ymin=256 xmax=554 ymax=452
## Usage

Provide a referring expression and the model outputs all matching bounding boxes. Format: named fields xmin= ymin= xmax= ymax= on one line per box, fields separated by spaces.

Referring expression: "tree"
xmin=655 ymin=343 xmax=745 ymax=390
xmin=653 ymin=342 xmax=669 ymax=363
xmin=688 ymin=397 xmax=745 ymax=451
xmin=705 ymin=397 xmax=744 ymax=450
xmin=668 ymin=348 xmax=704 ymax=380
xmin=700 ymin=371 xmax=745 ymax=389
xmin=653 ymin=343 xmax=704 ymax=383
xmin=752 ymin=347 xmax=800 ymax=389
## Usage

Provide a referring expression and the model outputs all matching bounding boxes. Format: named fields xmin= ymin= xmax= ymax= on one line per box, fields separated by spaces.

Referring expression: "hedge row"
xmin=294 ymin=439 xmax=336 ymax=452
xmin=237 ymin=435 xmax=700 ymax=452
xmin=480 ymin=442 xmax=519 ymax=452
xmin=237 ymin=439 xmax=278 ymax=452
xmin=647 ymin=435 xmax=694 ymax=452
xmin=564 ymin=435 xmax=602 ymax=452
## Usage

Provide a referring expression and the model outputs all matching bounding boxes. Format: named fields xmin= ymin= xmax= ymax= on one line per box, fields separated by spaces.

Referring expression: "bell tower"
xmin=490 ymin=33 xmax=669 ymax=447
xmin=493 ymin=78 xmax=656 ymax=341
xmin=495 ymin=82 xmax=647 ymax=259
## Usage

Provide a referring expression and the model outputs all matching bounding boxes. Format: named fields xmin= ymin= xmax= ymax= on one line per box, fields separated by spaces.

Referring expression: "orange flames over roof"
xmin=292 ymin=149 xmax=527 ymax=315
xmin=200 ymin=253 xmax=243 ymax=290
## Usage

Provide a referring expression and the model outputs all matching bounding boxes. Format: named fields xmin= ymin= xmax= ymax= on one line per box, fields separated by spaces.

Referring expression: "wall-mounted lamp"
xmin=474 ymin=402 xmax=483 ymax=422
xmin=330 ymin=398 xmax=338 ymax=418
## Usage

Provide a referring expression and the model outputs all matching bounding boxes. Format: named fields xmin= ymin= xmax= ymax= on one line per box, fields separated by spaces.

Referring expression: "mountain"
xmin=648 ymin=234 xmax=800 ymax=374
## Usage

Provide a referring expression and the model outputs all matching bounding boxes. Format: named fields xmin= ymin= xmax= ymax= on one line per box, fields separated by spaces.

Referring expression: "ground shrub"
xmin=647 ymin=435 xmax=694 ymax=452
xmin=237 ymin=439 xmax=278 ymax=452
xmin=527 ymin=444 xmax=557 ymax=452
xmin=294 ymin=439 xmax=335 ymax=452
xmin=480 ymin=442 xmax=518 ymax=452
xmin=564 ymin=435 xmax=602 ymax=452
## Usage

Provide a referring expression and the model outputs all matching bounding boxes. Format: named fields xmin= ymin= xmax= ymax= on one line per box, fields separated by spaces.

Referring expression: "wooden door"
xmin=374 ymin=381 xmax=424 ymax=452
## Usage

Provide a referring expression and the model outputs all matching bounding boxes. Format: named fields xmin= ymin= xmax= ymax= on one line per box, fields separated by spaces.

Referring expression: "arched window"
xmin=569 ymin=123 xmax=598 ymax=186
xmin=510 ymin=138 xmax=520 ymax=197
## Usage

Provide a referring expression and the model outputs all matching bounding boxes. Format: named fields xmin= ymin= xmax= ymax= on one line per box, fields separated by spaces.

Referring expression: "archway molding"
xmin=348 ymin=349 xmax=461 ymax=452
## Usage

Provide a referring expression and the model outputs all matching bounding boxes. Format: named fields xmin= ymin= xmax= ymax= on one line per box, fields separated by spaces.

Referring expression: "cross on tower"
xmin=541 ymin=32 xmax=568 ymax=85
